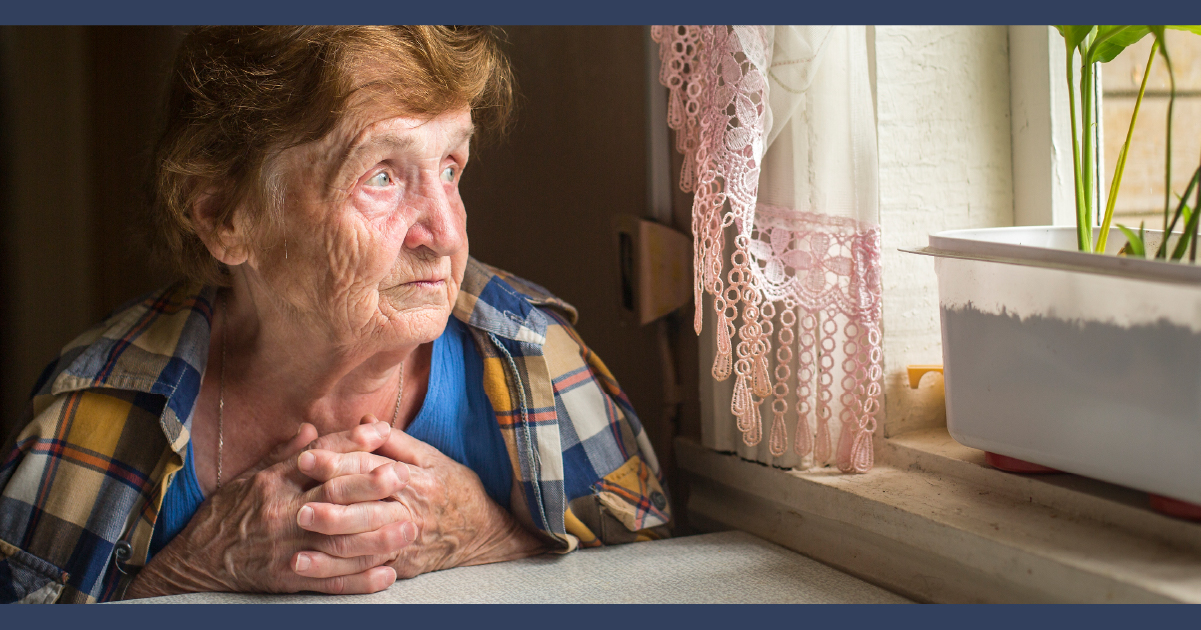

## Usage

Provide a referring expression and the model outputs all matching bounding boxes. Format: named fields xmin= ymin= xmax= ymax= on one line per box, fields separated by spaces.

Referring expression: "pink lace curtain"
xmin=653 ymin=26 xmax=882 ymax=473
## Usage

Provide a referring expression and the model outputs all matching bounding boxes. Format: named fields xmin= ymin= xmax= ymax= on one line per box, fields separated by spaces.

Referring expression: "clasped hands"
xmin=126 ymin=417 xmax=543 ymax=598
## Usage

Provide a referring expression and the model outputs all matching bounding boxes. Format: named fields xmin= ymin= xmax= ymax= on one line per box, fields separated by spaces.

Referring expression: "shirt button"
xmin=113 ymin=541 xmax=132 ymax=562
xmin=651 ymin=490 xmax=667 ymax=510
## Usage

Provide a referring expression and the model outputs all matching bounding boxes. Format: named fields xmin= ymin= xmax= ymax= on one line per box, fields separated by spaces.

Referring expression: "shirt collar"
xmin=50 ymin=281 xmax=215 ymax=452
xmin=453 ymin=257 xmax=577 ymax=346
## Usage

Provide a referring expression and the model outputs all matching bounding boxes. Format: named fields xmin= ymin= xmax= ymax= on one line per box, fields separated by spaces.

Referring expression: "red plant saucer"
xmin=1149 ymin=494 xmax=1201 ymax=521
xmin=984 ymin=452 xmax=1062 ymax=474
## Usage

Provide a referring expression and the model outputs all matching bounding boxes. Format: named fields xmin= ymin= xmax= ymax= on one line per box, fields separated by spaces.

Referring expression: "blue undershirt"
xmin=148 ymin=316 xmax=509 ymax=560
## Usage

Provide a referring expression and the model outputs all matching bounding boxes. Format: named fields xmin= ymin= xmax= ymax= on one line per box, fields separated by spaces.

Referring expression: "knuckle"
xmin=380 ymin=524 xmax=405 ymax=552
xmin=310 ymin=450 xmax=338 ymax=477
xmin=316 ymin=503 xmax=346 ymax=530
xmin=249 ymin=470 xmax=279 ymax=495
xmin=367 ymin=505 xmax=393 ymax=530
xmin=372 ymin=467 xmax=398 ymax=495
xmin=352 ymin=424 xmax=376 ymax=447
xmin=328 ymin=535 xmax=351 ymax=558
xmin=328 ymin=576 xmax=346 ymax=595
xmin=394 ymin=563 xmax=420 ymax=580
xmin=323 ymin=479 xmax=347 ymax=505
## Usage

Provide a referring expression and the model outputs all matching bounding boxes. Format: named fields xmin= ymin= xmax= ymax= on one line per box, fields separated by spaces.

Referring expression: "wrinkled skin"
xmin=296 ymin=418 xmax=539 ymax=579
xmin=125 ymin=97 xmax=545 ymax=599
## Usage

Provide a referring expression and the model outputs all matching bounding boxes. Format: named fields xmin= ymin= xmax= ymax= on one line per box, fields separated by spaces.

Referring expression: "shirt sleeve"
xmin=0 ymin=388 xmax=173 ymax=603
xmin=539 ymin=311 xmax=673 ymax=548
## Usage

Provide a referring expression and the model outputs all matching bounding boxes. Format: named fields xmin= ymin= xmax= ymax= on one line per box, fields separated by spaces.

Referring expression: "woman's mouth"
xmin=407 ymin=279 xmax=445 ymax=289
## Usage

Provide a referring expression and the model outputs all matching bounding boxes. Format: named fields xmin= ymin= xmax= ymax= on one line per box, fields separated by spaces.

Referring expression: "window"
xmin=678 ymin=25 xmax=1201 ymax=604
xmin=1102 ymin=29 xmax=1201 ymax=232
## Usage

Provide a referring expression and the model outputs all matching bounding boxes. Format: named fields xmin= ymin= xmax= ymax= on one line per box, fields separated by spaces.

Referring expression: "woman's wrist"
xmin=122 ymin=525 xmax=231 ymax=599
xmin=123 ymin=549 xmax=190 ymax=600
xmin=458 ymin=504 xmax=548 ymax=568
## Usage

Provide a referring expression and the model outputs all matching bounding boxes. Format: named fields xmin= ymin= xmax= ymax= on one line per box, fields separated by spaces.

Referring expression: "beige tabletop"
xmin=116 ymin=530 xmax=910 ymax=604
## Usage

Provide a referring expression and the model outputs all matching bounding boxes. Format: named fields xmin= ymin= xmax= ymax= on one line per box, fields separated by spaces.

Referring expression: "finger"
xmin=292 ymin=551 xmax=392 ymax=580
xmin=302 ymin=566 xmax=397 ymax=595
xmin=296 ymin=450 xmax=397 ymax=483
xmin=297 ymin=499 xmax=410 ymax=536
xmin=374 ymin=425 xmax=439 ymax=467
xmin=244 ymin=423 xmax=319 ymax=477
xmin=312 ymin=520 xmax=418 ymax=558
xmin=307 ymin=421 xmax=391 ymax=455
xmin=309 ymin=461 xmax=412 ymax=505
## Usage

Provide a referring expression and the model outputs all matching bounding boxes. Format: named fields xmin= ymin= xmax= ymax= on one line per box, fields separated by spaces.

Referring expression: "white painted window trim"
xmin=1009 ymin=25 xmax=1103 ymax=227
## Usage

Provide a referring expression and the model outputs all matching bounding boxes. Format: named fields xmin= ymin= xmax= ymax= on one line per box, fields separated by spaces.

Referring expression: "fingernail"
xmin=401 ymin=521 xmax=417 ymax=543
xmin=297 ymin=451 xmax=314 ymax=472
xmin=294 ymin=424 xmax=304 ymax=437
xmin=393 ymin=462 xmax=410 ymax=484
xmin=375 ymin=422 xmax=391 ymax=438
xmin=298 ymin=505 xmax=314 ymax=527
xmin=295 ymin=554 xmax=311 ymax=572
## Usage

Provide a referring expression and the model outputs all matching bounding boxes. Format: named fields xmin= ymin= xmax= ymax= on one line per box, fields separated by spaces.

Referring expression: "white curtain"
xmin=653 ymin=26 xmax=882 ymax=472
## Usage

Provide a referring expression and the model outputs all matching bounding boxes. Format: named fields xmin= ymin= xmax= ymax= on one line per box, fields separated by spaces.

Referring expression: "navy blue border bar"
xmin=0 ymin=603 xmax=1193 ymax=629
xmin=0 ymin=0 xmax=1197 ymax=26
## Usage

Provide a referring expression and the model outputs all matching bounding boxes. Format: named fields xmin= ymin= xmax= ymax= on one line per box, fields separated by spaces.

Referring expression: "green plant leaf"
xmin=1166 ymin=25 xmax=1201 ymax=36
xmin=1116 ymin=224 xmax=1146 ymax=258
xmin=1154 ymin=167 xmax=1200 ymax=258
xmin=1088 ymin=26 xmax=1151 ymax=64
xmin=1171 ymin=201 xmax=1200 ymax=261
xmin=1056 ymin=25 xmax=1094 ymax=50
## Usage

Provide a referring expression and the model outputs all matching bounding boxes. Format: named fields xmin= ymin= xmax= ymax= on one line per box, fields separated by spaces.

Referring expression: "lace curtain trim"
xmin=652 ymin=25 xmax=882 ymax=473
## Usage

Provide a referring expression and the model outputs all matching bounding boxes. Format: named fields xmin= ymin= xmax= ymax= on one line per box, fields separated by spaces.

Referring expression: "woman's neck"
xmin=216 ymin=281 xmax=433 ymax=438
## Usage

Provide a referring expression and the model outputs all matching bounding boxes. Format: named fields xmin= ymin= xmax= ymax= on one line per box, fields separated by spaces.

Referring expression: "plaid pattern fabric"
xmin=0 ymin=259 xmax=670 ymax=603
xmin=457 ymin=260 xmax=671 ymax=550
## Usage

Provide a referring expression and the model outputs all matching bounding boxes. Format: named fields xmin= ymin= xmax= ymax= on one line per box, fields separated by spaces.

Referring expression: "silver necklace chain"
xmin=216 ymin=295 xmax=404 ymax=490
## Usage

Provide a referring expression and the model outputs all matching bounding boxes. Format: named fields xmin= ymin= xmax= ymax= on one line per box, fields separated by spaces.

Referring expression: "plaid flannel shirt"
xmin=0 ymin=258 xmax=670 ymax=604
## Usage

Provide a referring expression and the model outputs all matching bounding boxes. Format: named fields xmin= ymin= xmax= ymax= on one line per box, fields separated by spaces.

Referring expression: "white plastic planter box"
xmin=915 ymin=226 xmax=1201 ymax=504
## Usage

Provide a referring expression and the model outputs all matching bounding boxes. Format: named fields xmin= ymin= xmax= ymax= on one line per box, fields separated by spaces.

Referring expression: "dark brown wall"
xmin=0 ymin=26 xmax=180 ymax=440
xmin=87 ymin=26 xmax=185 ymax=319
xmin=462 ymin=26 xmax=666 ymax=445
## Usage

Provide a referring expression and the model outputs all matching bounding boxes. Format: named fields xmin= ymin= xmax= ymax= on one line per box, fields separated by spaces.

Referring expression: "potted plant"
xmin=913 ymin=25 xmax=1201 ymax=518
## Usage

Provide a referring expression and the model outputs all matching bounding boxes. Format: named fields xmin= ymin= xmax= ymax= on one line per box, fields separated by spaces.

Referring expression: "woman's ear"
xmin=192 ymin=185 xmax=251 ymax=267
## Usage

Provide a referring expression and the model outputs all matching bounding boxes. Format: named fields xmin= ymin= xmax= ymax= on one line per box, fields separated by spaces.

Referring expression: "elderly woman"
xmin=0 ymin=26 xmax=670 ymax=604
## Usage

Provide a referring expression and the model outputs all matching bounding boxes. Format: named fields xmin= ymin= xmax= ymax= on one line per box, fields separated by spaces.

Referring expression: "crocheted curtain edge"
xmin=651 ymin=25 xmax=883 ymax=473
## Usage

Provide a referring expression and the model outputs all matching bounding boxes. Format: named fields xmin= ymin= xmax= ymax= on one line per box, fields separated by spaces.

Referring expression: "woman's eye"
xmin=441 ymin=166 xmax=456 ymax=183
xmin=365 ymin=171 xmax=392 ymax=187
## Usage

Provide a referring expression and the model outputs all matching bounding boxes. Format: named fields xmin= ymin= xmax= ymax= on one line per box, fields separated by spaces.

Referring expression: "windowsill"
xmin=676 ymin=428 xmax=1201 ymax=603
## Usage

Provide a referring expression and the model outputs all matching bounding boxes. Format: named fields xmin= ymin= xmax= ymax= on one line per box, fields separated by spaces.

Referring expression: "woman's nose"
xmin=402 ymin=173 xmax=465 ymax=256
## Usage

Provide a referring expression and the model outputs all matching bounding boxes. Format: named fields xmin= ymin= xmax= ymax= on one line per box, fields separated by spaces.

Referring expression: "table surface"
xmin=117 ymin=530 xmax=910 ymax=604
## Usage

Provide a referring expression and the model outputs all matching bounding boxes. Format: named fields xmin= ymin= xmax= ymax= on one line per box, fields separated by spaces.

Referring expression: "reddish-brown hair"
xmin=151 ymin=26 xmax=514 ymax=286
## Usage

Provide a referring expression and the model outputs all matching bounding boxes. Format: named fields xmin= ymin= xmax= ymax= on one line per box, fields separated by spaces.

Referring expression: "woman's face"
xmin=244 ymin=102 xmax=473 ymax=351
